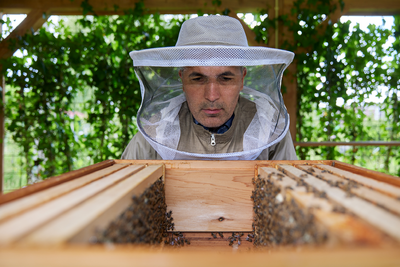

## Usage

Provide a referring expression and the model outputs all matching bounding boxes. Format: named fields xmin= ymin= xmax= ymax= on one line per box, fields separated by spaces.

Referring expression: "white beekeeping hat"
xmin=129 ymin=15 xmax=294 ymax=160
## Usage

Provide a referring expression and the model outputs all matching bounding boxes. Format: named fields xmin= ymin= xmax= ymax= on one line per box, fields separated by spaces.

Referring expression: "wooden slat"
xmin=1 ymin=246 xmax=400 ymax=267
xmin=259 ymin=167 xmax=386 ymax=245
xmin=0 ymin=164 xmax=130 ymax=223
xmin=277 ymin=164 xmax=400 ymax=242
xmin=0 ymin=159 xmax=115 ymax=205
xmin=314 ymin=164 xmax=400 ymax=198
xmin=0 ymin=165 xmax=145 ymax=245
xmin=296 ymin=165 xmax=400 ymax=216
xmin=165 ymin=168 xmax=253 ymax=232
xmin=332 ymin=161 xmax=400 ymax=187
xmin=21 ymin=164 xmax=163 ymax=245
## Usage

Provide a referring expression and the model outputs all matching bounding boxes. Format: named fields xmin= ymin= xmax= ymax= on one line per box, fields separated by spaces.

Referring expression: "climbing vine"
xmin=254 ymin=0 xmax=399 ymax=175
xmin=1 ymin=0 xmax=399 ymax=189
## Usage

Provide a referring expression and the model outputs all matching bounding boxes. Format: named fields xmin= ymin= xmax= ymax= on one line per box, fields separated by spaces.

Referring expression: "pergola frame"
xmin=0 ymin=0 xmax=400 ymax=193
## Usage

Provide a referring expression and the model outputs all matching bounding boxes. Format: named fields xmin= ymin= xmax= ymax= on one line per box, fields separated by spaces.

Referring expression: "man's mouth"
xmin=203 ymin=109 xmax=221 ymax=115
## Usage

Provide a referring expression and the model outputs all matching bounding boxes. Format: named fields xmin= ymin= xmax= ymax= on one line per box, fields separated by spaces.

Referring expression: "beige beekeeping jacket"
xmin=121 ymin=97 xmax=298 ymax=160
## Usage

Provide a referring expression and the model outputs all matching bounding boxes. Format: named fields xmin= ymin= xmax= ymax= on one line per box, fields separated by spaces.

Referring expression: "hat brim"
xmin=129 ymin=46 xmax=294 ymax=67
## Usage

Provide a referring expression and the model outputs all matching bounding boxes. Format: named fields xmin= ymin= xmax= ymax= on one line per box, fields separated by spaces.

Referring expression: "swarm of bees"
xmin=252 ymin=175 xmax=328 ymax=247
xmin=93 ymin=177 xmax=189 ymax=246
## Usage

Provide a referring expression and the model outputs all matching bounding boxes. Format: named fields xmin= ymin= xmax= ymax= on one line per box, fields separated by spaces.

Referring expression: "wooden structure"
xmin=0 ymin=160 xmax=399 ymax=266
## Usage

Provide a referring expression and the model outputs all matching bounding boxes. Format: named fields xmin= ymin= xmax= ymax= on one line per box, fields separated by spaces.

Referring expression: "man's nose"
xmin=204 ymin=81 xmax=220 ymax=102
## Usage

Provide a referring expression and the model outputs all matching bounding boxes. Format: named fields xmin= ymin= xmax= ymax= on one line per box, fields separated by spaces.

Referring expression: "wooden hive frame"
xmin=0 ymin=160 xmax=400 ymax=266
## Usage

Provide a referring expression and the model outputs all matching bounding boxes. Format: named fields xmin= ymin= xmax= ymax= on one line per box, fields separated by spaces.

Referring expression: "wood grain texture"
xmin=21 ymin=165 xmax=163 ymax=245
xmin=332 ymin=161 xmax=400 ymax=187
xmin=295 ymin=165 xmax=400 ymax=216
xmin=0 ymin=164 xmax=129 ymax=223
xmin=0 ymin=159 xmax=115 ymax=205
xmin=314 ymin=164 xmax=400 ymax=198
xmin=0 ymin=165 xmax=144 ymax=245
xmin=165 ymin=168 xmax=254 ymax=232
xmin=259 ymin=167 xmax=388 ymax=245
xmin=1 ymin=246 xmax=400 ymax=267
xmin=277 ymin=164 xmax=400 ymax=242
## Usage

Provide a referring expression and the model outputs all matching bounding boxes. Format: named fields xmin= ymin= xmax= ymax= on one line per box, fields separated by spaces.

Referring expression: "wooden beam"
xmin=1 ymin=0 xmax=400 ymax=15
xmin=0 ymin=13 xmax=4 ymax=194
xmin=21 ymin=164 xmax=162 ymax=245
xmin=0 ymin=9 xmax=48 ymax=60
xmin=294 ymin=141 xmax=400 ymax=147
xmin=0 ymin=164 xmax=130 ymax=223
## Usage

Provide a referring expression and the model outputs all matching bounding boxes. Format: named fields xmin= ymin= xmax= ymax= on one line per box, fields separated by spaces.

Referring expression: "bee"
xmin=211 ymin=232 xmax=217 ymax=238
xmin=218 ymin=217 xmax=225 ymax=222
xmin=299 ymin=174 xmax=308 ymax=178
xmin=218 ymin=232 xmax=224 ymax=238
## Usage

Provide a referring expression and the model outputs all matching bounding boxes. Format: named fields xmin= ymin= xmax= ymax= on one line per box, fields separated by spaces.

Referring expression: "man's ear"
xmin=179 ymin=69 xmax=185 ymax=92
xmin=240 ymin=67 xmax=247 ymax=91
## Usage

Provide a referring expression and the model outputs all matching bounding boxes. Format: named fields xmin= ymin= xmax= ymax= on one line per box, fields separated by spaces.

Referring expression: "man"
xmin=122 ymin=15 xmax=297 ymax=160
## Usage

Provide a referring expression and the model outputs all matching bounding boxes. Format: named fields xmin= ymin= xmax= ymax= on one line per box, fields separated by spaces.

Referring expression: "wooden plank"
xmin=0 ymin=165 xmax=145 ymax=245
xmin=277 ymin=164 xmax=400 ymax=242
xmin=21 ymin=164 xmax=163 ymax=245
xmin=0 ymin=164 xmax=130 ymax=223
xmin=0 ymin=159 xmax=115 ymax=205
xmin=2 ymin=0 xmax=400 ymax=15
xmin=1 ymin=246 xmax=400 ymax=267
xmin=296 ymin=165 xmax=400 ymax=216
xmin=259 ymin=167 xmax=387 ymax=245
xmin=165 ymin=168 xmax=253 ymax=232
xmin=314 ymin=164 xmax=400 ymax=198
xmin=332 ymin=161 xmax=400 ymax=187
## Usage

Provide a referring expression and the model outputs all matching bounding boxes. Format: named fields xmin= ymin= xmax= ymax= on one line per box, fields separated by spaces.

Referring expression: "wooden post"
xmin=0 ymin=12 xmax=4 ymax=194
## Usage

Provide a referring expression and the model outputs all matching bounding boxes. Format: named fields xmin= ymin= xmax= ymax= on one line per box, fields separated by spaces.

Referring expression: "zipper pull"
xmin=210 ymin=133 xmax=216 ymax=146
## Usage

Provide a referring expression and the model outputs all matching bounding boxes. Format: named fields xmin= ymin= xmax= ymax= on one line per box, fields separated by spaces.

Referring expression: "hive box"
xmin=0 ymin=160 xmax=399 ymax=266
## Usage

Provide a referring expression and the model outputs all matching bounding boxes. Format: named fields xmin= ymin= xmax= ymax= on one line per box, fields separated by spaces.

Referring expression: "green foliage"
xmin=254 ymin=0 xmax=400 ymax=175
xmin=1 ymin=1 xmax=186 ymax=183
xmin=1 ymin=0 xmax=400 ymax=188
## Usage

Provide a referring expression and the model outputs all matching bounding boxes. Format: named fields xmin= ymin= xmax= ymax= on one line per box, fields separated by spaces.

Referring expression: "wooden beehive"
xmin=1 ymin=160 xmax=400 ymax=266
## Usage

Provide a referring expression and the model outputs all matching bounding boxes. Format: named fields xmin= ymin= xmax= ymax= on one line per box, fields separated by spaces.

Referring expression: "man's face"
xmin=179 ymin=66 xmax=247 ymax=128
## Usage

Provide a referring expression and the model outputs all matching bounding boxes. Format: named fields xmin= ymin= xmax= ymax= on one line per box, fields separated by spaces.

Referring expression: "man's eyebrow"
xmin=188 ymin=72 xmax=205 ymax=78
xmin=187 ymin=71 xmax=237 ymax=78
xmin=218 ymin=71 xmax=236 ymax=76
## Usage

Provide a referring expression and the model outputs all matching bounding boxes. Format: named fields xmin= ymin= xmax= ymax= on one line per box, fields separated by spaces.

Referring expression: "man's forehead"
xmin=183 ymin=66 xmax=242 ymax=76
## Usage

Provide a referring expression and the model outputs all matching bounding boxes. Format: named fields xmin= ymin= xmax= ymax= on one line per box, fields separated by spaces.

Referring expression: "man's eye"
xmin=221 ymin=76 xmax=233 ymax=81
xmin=192 ymin=77 xmax=204 ymax=82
